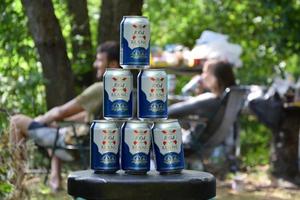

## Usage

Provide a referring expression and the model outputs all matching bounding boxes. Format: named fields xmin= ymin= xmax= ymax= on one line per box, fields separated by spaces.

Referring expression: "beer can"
xmin=120 ymin=16 xmax=150 ymax=69
xmin=90 ymin=120 xmax=120 ymax=173
xmin=138 ymin=69 xmax=168 ymax=120
xmin=152 ymin=119 xmax=184 ymax=174
xmin=103 ymin=69 xmax=133 ymax=119
xmin=121 ymin=120 xmax=152 ymax=174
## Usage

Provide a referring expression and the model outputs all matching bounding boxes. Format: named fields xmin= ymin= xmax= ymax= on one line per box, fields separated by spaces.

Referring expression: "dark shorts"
xmin=28 ymin=121 xmax=48 ymax=129
xmin=28 ymin=121 xmax=64 ymax=148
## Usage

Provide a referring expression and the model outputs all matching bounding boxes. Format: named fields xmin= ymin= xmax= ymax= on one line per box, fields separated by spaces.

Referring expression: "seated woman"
xmin=168 ymin=60 xmax=236 ymax=142
xmin=169 ymin=60 xmax=236 ymax=118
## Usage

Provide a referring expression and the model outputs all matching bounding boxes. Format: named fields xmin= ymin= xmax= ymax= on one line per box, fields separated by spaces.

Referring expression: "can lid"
xmin=123 ymin=16 xmax=147 ymax=18
xmin=155 ymin=119 xmax=178 ymax=123
xmin=105 ymin=68 xmax=129 ymax=71
xmin=143 ymin=68 xmax=166 ymax=72
xmin=127 ymin=120 xmax=149 ymax=124
xmin=92 ymin=120 xmax=115 ymax=123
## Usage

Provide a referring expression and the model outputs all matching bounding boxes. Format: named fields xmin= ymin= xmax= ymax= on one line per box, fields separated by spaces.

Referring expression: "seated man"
xmin=9 ymin=41 xmax=120 ymax=191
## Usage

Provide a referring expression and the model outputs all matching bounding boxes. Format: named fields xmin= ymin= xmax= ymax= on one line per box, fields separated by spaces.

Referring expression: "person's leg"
xmin=10 ymin=115 xmax=63 ymax=190
xmin=49 ymin=155 xmax=62 ymax=191
xmin=9 ymin=114 xmax=33 ymax=145
xmin=9 ymin=114 xmax=33 ymax=189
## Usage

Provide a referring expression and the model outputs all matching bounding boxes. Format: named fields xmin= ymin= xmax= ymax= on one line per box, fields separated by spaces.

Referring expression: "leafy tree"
xmin=21 ymin=0 xmax=75 ymax=109
xmin=0 ymin=0 xmax=45 ymax=116
xmin=66 ymin=0 xmax=95 ymax=86
xmin=143 ymin=0 xmax=300 ymax=84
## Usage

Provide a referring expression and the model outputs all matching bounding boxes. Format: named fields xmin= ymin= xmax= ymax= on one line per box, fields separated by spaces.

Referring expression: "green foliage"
xmin=240 ymin=115 xmax=272 ymax=166
xmin=143 ymin=0 xmax=208 ymax=47
xmin=0 ymin=0 xmax=46 ymax=117
xmin=0 ymin=0 xmax=101 ymax=118
xmin=53 ymin=0 xmax=92 ymax=77
xmin=143 ymin=0 xmax=299 ymax=166
xmin=0 ymin=3 xmax=299 ymax=197
xmin=88 ymin=0 xmax=101 ymax=49
xmin=0 ymin=130 xmax=13 ymax=199
xmin=143 ymin=0 xmax=300 ymax=84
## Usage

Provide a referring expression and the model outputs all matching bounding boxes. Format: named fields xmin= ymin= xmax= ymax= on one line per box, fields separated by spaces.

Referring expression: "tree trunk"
xmin=98 ymin=0 xmax=143 ymax=44
xmin=21 ymin=0 xmax=75 ymax=109
xmin=66 ymin=0 xmax=95 ymax=86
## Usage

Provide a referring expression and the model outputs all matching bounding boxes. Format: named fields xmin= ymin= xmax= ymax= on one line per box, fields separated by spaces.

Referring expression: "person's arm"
xmin=35 ymin=99 xmax=84 ymax=124
xmin=168 ymin=98 xmax=200 ymax=118
xmin=64 ymin=110 xmax=88 ymax=122
xmin=168 ymin=92 xmax=218 ymax=118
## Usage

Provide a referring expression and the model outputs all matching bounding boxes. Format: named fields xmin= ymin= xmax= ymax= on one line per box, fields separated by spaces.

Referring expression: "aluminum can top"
xmin=153 ymin=119 xmax=180 ymax=128
xmin=104 ymin=68 xmax=132 ymax=74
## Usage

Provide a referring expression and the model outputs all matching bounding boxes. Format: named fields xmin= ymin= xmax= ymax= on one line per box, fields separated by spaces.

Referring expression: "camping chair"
xmin=43 ymin=121 xmax=90 ymax=183
xmin=182 ymin=86 xmax=249 ymax=169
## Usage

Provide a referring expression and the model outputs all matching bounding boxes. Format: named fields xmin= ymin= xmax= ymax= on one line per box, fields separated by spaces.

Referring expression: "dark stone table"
xmin=67 ymin=170 xmax=216 ymax=200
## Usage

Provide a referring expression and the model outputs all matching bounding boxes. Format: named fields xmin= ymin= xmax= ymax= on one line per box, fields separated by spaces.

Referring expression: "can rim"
xmin=142 ymin=68 xmax=166 ymax=71
xmin=92 ymin=120 xmax=116 ymax=123
xmin=123 ymin=16 xmax=147 ymax=18
xmin=154 ymin=119 xmax=178 ymax=123
xmin=105 ymin=68 xmax=130 ymax=71
xmin=126 ymin=120 xmax=149 ymax=124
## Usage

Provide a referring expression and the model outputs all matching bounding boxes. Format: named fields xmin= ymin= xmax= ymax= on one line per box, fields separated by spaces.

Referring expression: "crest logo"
xmin=112 ymin=102 xmax=128 ymax=112
xmin=131 ymin=49 xmax=147 ymax=59
xmin=164 ymin=154 xmax=180 ymax=164
xmin=101 ymin=154 xmax=116 ymax=164
xmin=150 ymin=102 xmax=164 ymax=112
xmin=132 ymin=154 xmax=147 ymax=165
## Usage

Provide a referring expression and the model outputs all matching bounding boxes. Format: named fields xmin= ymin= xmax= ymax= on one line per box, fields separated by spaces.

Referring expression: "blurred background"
xmin=1 ymin=0 xmax=300 ymax=199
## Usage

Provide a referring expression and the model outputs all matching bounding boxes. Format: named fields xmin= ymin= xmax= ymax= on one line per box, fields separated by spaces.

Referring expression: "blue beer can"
xmin=103 ymin=69 xmax=133 ymax=120
xmin=152 ymin=119 xmax=185 ymax=174
xmin=121 ymin=120 xmax=152 ymax=174
xmin=138 ymin=69 xmax=168 ymax=120
xmin=90 ymin=120 xmax=120 ymax=173
xmin=120 ymin=16 xmax=150 ymax=69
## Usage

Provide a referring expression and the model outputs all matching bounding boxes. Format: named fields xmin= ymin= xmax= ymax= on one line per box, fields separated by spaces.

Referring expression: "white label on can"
xmin=124 ymin=128 xmax=151 ymax=154
xmin=124 ymin=22 xmax=150 ymax=49
xmin=141 ymin=75 xmax=167 ymax=102
xmin=105 ymin=75 xmax=132 ymax=102
xmin=153 ymin=128 xmax=182 ymax=155
xmin=94 ymin=128 xmax=119 ymax=154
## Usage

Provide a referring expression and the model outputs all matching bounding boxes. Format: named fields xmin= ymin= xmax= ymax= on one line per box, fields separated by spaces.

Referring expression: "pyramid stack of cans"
xmin=90 ymin=16 xmax=185 ymax=175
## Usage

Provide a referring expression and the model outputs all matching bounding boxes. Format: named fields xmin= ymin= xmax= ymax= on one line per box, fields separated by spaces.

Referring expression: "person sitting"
xmin=168 ymin=60 xmax=236 ymax=145
xmin=169 ymin=60 xmax=236 ymax=118
xmin=9 ymin=41 xmax=120 ymax=191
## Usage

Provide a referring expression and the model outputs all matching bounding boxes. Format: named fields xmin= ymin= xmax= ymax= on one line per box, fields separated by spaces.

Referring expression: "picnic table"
xmin=68 ymin=169 xmax=216 ymax=200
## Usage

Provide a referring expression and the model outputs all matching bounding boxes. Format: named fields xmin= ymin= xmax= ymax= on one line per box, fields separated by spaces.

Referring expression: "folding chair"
xmin=182 ymin=86 xmax=249 ymax=169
